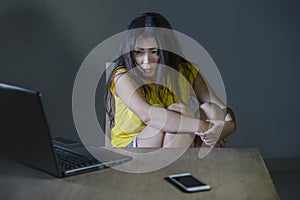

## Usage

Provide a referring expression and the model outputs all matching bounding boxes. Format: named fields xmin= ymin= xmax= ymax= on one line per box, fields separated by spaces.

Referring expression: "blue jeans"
xmin=127 ymin=137 xmax=136 ymax=147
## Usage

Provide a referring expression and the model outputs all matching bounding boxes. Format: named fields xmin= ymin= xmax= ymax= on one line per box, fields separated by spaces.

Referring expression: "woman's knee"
xmin=199 ymin=102 xmax=225 ymax=120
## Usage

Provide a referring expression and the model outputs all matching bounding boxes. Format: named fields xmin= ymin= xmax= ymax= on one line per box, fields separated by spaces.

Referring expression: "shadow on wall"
xmin=0 ymin=4 xmax=86 ymax=141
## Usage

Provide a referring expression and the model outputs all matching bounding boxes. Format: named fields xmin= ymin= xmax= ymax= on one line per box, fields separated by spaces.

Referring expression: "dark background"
xmin=1 ymin=0 xmax=299 ymax=161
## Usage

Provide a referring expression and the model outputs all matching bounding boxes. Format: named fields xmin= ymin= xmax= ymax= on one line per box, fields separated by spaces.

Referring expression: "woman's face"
xmin=133 ymin=36 xmax=160 ymax=77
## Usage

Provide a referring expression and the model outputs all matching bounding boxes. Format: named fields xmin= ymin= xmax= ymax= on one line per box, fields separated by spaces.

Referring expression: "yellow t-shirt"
xmin=110 ymin=63 xmax=199 ymax=147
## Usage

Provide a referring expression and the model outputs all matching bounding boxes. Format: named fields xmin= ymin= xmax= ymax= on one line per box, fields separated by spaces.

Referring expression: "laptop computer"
xmin=0 ymin=82 xmax=132 ymax=177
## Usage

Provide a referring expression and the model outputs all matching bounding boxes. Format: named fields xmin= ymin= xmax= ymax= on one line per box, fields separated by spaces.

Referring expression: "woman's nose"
xmin=142 ymin=53 xmax=150 ymax=64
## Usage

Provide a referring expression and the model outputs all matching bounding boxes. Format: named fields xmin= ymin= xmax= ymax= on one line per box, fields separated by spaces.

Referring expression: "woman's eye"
xmin=134 ymin=50 xmax=142 ymax=55
xmin=152 ymin=51 xmax=158 ymax=55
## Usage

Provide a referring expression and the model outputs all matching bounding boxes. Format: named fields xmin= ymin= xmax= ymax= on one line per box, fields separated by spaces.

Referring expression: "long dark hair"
xmin=105 ymin=12 xmax=194 ymax=128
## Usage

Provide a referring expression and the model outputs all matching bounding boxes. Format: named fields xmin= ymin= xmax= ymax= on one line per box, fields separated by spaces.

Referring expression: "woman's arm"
xmin=193 ymin=72 xmax=237 ymax=145
xmin=221 ymin=107 xmax=237 ymax=136
xmin=193 ymin=72 xmax=226 ymax=108
xmin=114 ymin=72 xmax=210 ymax=133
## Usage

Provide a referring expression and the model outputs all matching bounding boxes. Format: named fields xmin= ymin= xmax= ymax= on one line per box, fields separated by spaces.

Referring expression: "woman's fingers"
xmin=195 ymin=132 xmax=226 ymax=147
xmin=196 ymin=132 xmax=216 ymax=146
xmin=195 ymin=118 xmax=228 ymax=147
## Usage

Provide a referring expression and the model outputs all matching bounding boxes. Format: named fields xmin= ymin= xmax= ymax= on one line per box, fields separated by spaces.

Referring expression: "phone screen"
xmin=173 ymin=175 xmax=206 ymax=187
xmin=167 ymin=173 xmax=211 ymax=192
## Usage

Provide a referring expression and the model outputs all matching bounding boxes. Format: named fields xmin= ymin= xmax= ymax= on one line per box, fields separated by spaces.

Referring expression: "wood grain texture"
xmin=0 ymin=148 xmax=279 ymax=200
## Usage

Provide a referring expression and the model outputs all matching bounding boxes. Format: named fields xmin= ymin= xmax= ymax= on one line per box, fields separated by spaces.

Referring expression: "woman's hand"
xmin=196 ymin=119 xmax=225 ymax=147
xmin=195 ymin=104 xmax=236 ymax=147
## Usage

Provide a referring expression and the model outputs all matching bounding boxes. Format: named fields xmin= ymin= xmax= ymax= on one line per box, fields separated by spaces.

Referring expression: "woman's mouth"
xmin=143 ymin=69 xmax=152 ymax=73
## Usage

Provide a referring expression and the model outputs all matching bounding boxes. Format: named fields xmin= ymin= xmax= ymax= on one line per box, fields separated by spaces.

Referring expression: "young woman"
xmin=105 ymin=12 xmax=236 ymax=148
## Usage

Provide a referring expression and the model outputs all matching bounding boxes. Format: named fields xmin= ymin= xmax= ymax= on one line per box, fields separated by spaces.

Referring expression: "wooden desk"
xmin=0 ymin=148 xmax=279 ymax=200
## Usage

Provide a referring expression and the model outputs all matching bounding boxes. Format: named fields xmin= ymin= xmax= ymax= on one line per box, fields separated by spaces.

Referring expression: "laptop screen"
xmin=0 ymin=83 xmax=61 ymax=176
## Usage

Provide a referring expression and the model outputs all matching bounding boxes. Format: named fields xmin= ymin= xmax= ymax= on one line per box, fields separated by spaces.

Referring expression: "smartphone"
xmin=167 ymin=173 xmax=211 ymax=192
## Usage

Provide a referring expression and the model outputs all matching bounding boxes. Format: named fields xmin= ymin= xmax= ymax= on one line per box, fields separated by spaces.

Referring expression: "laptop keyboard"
xmin=54 ymin=146 xmax=101 ymax=171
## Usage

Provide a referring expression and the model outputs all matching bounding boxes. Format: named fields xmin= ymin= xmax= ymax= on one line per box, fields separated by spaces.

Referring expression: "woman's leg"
xmin=136 ymin=125 xmax=164 ymax=147
xmin=136 ymin=102 xmax=225 ymax=148
xmin=137 ymin=103 xmax=195 ymax=147
xmin=163 ymin=103 xmax=195 ymax=147
xmin=199 ymin=102 xmax=225 ymax=121
xmin=163 ymin=102 xmax=226 ymax=147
